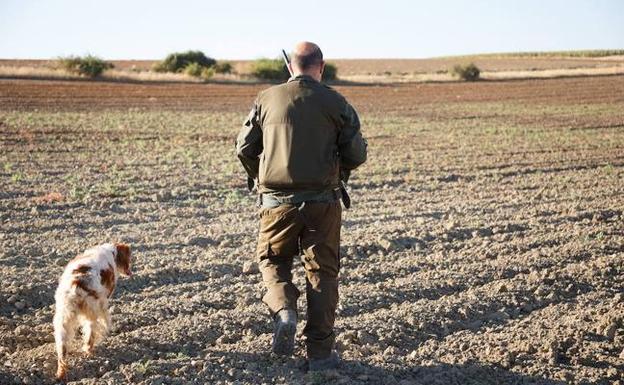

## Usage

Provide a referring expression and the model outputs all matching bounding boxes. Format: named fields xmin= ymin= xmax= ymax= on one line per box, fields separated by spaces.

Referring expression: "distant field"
xmin=329 ymin=56 xmax=624 ymax=75
xmin=1 ymin=50 xmax=623 ymax=83
xmin=448 ymin=49 xmax=624 ymax=58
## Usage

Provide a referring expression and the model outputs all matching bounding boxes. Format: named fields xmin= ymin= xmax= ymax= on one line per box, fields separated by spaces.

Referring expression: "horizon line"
xmin=1 ymin=48 xmax=623 ymax=62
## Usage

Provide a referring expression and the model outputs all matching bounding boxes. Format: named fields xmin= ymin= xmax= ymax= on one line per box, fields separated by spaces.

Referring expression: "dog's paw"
xmin=55 ymin=371 xmax=67 ymax=384
xmin=82 ymin=345 xmax=95 ymax=357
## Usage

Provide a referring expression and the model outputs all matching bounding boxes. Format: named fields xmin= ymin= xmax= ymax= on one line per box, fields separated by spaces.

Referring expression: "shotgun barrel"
xmin=281 ymin=49 xmax=293 ymax=76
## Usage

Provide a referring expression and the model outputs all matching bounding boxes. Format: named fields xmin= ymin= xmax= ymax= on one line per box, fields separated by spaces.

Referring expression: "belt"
xmin=260 ymin=189 xmax=342 ymax=208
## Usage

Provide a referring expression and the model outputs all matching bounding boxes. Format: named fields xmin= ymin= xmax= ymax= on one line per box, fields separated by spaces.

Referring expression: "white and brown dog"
xmin=53 ymin=243 xmax=132 ymax=382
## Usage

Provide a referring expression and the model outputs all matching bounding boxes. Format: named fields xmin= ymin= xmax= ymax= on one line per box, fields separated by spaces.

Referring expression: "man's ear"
xmin=319 ymin=61 xmax=325 ymax=77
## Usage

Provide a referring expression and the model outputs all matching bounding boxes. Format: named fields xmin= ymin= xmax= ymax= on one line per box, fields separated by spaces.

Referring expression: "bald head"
xmin=291 ymin=41 xmax=325 ymax=81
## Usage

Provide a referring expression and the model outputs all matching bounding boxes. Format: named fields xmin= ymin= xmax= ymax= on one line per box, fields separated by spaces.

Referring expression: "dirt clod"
xmin=242 ymin=261 xmax=259 ymax=275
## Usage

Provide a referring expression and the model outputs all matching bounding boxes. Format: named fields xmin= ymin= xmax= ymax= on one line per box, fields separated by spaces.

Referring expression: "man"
xmin=236 ymin=42 xmax=367 ymax=371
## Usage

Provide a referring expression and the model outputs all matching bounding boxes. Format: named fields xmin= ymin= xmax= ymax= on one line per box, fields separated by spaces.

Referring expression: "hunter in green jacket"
xmin=236 ymin=41 xmax=367 ymax=372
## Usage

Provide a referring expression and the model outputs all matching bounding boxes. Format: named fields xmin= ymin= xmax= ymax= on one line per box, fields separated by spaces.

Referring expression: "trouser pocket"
xmin=256 ymin=205 xmax=302 ymax=261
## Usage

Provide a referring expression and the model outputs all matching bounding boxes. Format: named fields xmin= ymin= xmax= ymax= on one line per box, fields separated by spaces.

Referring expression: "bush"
xmin=57 ymin=55 xmax=113 ymax=77
xmin=452 ymin=63 xmax=481 ymax=81
xmin=251 ymin=58 xmax=289 ymax=81
xmin=153 ymin=50 xmax=216 ymax=73
xmin=322 ymin=63 xmax=338 ymax=82
xmin=182 ymin=63 xmax=215 ymax=80
xmin=214 ymin=62 xmax=233 ymax=74
xmin=184 ymin=62 xmax=204 ymax=77
xmin=251 ymin=59 xmax=339 ymax=82
xmin=201 ymin=67 xmax=215 ymax=80
xmin=151 ymin=61 xmax=166 ymax=73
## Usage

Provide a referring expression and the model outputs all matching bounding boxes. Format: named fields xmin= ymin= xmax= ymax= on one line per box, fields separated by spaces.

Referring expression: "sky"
xmin=1 ymin=0 xmax=623 ymax=60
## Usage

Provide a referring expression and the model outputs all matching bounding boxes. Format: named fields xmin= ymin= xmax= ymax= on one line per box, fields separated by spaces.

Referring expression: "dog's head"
xmin=114 ymin=243 xmax=132 ymax=277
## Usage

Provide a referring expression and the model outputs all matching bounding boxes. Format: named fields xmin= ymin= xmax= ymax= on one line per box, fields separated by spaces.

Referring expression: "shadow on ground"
xmin=207 ymin=349 xmax=569 ymax=385
xmin=4 ymin=343 xmax=571 ymax=385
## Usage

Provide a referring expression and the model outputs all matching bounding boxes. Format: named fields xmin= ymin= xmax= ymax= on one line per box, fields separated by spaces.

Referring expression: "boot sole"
xmin=309 ymin=351 xmax=341 ymax=371
xmin=272 ymin=322 xmax=296 ymax=356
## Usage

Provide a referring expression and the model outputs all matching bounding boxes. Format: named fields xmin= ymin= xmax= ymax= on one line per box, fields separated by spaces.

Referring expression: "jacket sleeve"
xmin=236 ymin=102 xmax=263 ymax=180
xmin=337 ymin=102 xmax=367 ymax=172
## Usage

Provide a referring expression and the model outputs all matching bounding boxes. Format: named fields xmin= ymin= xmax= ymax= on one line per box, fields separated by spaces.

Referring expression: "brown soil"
xmin=1 ymin=75 xmax=623 ymax=113
xmin=0 ymin=75 xmax=623 ymax=385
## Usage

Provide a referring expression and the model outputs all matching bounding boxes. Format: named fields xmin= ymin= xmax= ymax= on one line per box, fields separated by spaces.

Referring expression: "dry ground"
xmin=2 ymin=56 xmax=621 ymax=74
xmin=2 ymin=56 xmax=623 ymax=83
xmin=0 ymin=75 xmax=623 ymax=385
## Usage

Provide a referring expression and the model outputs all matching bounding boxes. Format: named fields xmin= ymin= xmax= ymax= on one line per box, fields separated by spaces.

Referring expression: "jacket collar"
xmin=287 ymin=74 xmax=318 ymax=83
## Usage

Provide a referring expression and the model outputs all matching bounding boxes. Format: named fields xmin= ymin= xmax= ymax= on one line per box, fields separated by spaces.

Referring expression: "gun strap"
xmin=247 ymin=177 xmax=255 ymax=192
xmin=340 ymin=185 xmax=351 ymax=209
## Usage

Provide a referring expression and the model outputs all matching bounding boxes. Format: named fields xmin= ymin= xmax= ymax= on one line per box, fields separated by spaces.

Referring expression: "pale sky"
xmin=1 ymin=0 xmax=622 ymax=60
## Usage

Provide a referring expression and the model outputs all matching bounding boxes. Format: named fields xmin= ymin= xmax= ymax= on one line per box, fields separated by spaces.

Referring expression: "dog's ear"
xmin=115 ymin=243 xmax=132 ymax=276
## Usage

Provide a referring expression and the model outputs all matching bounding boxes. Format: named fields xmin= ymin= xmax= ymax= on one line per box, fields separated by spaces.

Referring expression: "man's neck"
xmin=292 ymin=71 xmax=320 ymax=82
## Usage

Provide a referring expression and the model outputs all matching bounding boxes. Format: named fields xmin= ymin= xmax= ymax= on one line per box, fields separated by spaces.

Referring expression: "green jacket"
xmin=236 ymin=75 xmax=367 ymax=195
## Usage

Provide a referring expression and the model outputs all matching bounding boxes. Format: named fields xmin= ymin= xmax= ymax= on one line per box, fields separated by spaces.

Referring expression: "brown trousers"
xmin=256 ymin=201 xmax=341 ymax=359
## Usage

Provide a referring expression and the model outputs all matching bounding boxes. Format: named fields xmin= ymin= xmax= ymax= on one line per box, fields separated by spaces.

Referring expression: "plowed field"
xmin=1 ymin=76 xmax=623 ymax=385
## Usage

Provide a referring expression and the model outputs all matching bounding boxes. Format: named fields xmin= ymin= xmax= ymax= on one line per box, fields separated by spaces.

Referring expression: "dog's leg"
xmin=99 ymin=300 xmax=112 ymax=341
xmin=54 ymin=308 xmax=75 ymax=382
xmin=103 ymin=307 xmax=112 ymax=335
xmin=81 ymin=318 xmax=96 ymax=356
xmin=87 ymin=301 xmax=111 ymax=351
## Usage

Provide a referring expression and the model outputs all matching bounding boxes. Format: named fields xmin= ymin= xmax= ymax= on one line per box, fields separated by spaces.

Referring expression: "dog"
xmin=53 ymin=243 xmax=132 ymax=382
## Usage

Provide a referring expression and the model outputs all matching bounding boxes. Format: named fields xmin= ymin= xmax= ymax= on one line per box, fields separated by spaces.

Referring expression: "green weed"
xmin=603 ymin=164 xmax=614 ymax=175
xmin=11 ymin=172 xmax=23 ymax=183
xmin=135 ymin=360 xmax=152 ymax=375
